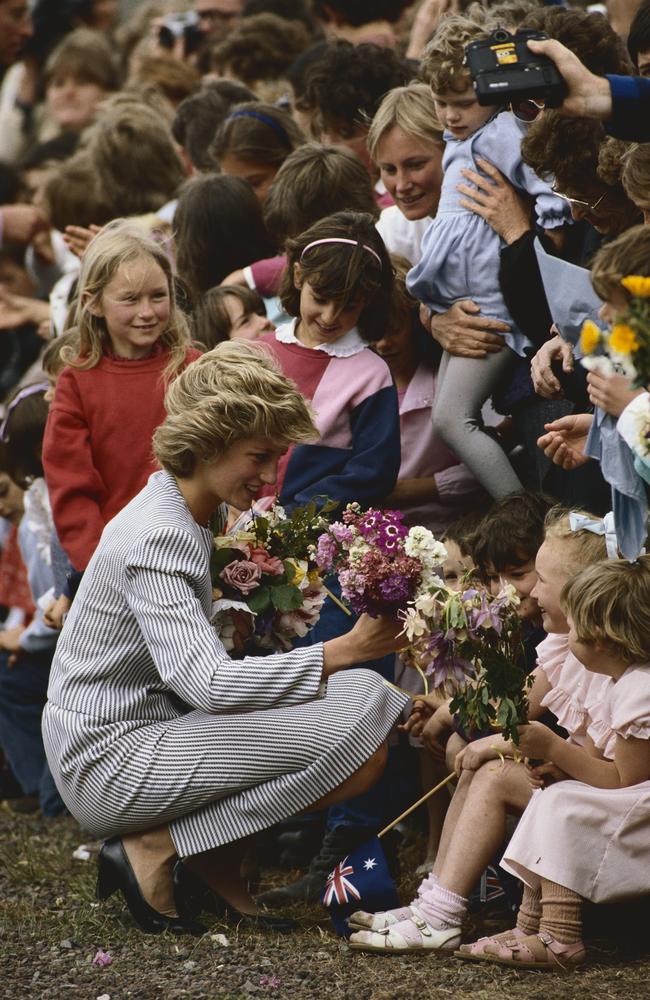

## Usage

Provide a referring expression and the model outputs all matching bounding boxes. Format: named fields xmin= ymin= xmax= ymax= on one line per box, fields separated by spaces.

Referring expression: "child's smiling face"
xmin=431 ymin=82 xmax=492 ymax=141
xmin=293 ymin=269 xmax=366 ymax=349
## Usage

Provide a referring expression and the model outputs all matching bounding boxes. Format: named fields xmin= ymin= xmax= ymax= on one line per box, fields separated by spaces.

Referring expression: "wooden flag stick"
xmin=322 ymin=584 xmax=353 ymax=616
xmin=377 ymin=771 xmax=456 ymax=839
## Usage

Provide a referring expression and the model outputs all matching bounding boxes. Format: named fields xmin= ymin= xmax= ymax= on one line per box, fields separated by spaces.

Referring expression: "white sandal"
xmin=348 ymin=873 xmax=438 ymax=932
xmin=349 ymin=909 xmax=461 ymax=955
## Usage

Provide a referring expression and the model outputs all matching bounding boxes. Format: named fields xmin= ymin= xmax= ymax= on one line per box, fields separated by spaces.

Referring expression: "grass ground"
xmin=1 ymin=810 xmax=649 ymax=1000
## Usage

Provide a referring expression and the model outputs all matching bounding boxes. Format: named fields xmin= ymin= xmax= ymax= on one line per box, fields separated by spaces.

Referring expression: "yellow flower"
xmin=609 ymin=323 xmax=640 ymax=355
xmin=285 ymin=559 xmax=307 ymax=586
xmin=580 ymin=319 xmax=601 ymax=355
xmin=621 ymin=275 xmax=650 ymax=298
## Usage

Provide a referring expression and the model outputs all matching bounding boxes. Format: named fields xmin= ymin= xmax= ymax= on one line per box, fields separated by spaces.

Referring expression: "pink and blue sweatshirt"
xmin=261 ymin=321 xmax=400 ymax=509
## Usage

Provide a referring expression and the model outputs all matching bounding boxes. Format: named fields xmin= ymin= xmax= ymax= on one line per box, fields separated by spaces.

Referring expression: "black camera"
xmin=159 ymin=11 xmax=204 ymax=55
xmin=465 ymin=29 xmax=566 ymax=108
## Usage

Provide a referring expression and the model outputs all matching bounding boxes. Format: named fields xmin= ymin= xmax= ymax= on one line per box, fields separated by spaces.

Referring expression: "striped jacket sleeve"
xmin=124 ymin=525 xmax=325 ymax=714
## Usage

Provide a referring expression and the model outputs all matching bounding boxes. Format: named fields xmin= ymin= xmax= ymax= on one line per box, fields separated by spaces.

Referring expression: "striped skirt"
xmin=43 ymin=669 xmax=407 ymax=856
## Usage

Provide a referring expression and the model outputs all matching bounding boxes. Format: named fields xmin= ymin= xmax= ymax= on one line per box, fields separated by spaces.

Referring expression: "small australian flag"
xmin=321 ymin=835 xmax=400 ymax=937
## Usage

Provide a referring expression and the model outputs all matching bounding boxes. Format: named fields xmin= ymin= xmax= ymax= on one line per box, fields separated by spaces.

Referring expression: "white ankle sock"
xmin=416 ymin=882 xmax=467 ymax=930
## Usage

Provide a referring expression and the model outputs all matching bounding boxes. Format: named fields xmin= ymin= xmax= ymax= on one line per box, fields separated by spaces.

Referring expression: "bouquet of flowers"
xmin=210 ymin=500 xmax=337 ymax=653
xmin=579 ymin=274 xmax=650 ymax=388
xmin=316 ymin=504 xmax=530 ymax=743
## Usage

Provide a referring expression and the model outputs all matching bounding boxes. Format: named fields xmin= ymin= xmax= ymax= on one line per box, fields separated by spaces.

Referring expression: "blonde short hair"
xmin=543 ymin=507 xmax=608 ymax=568
xmin=152 ymin=341 xmax=318 ymax=477
xmin=62 ymin=219 xmax=190 ymax=377
xmin=622 ymin=143 xmax=650 ymax=208
xmin=590 ymin=223 xmax=650 ymax=303
xmin=367 ymin=84 xmax=444 ymax=164
xmin=561 ymin=556 xmax=650 ymax=664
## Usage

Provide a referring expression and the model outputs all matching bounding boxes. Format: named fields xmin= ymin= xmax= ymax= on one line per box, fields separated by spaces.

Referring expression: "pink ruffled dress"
xmin=502 ymin=663 xmax=650 ymax=902
xmin=536 ymin=632 xmax=609 ymax=747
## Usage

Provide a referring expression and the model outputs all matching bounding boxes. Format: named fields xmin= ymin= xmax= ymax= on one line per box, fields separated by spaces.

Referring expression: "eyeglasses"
xmin=509 ymin=98 xmax=545 ymax=123
xmin=551 ymin=186 xmax=608 ymax=214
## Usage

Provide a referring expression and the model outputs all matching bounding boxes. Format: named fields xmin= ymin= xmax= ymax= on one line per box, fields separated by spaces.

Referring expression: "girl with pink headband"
xmin=255 ymin=210 xmax=403 ymax=907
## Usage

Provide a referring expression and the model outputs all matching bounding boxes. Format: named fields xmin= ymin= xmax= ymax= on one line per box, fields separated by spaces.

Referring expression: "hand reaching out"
xmin=537 ymin=413 xmax=593 ymax=469
xmin=63 ymin=224 xmax=103 ymax=259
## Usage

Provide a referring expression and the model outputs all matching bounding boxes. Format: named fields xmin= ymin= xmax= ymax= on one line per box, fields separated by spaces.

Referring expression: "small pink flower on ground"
xmin=92 ymin=949 xmax=112 ymax=967
xmin=260 ymin=974 xmax=281 ymax=988
xmin=220 ymin=559 xmax=262 ymax=594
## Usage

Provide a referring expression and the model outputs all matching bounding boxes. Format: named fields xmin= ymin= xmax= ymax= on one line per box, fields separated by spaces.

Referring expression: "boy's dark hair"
xmin=520 ymin=7 xmax=632 ymax=76
xmin=627 ymin=0 xmax=650 ymax=68
xmin=211 ymin=14 xmax=312 ymax=87
xmin=304 ymin=41 xmax=410 ymax=132
xmin=192 ymin=284 xmax=267 ymax=350
xmin=1 ymin=384 xmax=49 ymax=488
xmin=469 ymin=491 xmax=556 ymax=575
xmin=172 ymin=82 xmax=257 ymax=172
xmin=175 ymin=174 xmax=276 ymax=300
xmin=286 ymin=41 xmax=329 ymax=102
xmin=242 ymin=0 xmax=320 ymax=34
xmin=442 ymin=511 xmax=486 ymax=557
xmin=263 ymin=142 xmax=378 ymax=245
xmin=279 ymin=210 xmax=393 ymax=342
xmin=313 ymin=0 xmax=409 ymax=26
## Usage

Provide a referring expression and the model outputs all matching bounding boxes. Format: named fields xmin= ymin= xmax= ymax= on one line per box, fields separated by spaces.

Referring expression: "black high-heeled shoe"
xmin=173 ymin=860 xmax=298 ymax=933
xmin=96 ymin=838 xmax=205 ymax=936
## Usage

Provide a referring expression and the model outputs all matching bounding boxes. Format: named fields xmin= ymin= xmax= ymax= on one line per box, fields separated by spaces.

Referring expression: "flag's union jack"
xmin=323 ymin=857 xmax=361 ymax=907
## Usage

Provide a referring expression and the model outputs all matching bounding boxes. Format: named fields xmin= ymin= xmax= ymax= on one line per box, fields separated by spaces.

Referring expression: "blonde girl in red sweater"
xmin=42 ymin=220 xmax=201 ymax=576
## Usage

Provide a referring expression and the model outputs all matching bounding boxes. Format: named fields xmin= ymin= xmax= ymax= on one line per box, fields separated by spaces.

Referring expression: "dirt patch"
xmin=1 ymin=811 xmax=648 ymax=1000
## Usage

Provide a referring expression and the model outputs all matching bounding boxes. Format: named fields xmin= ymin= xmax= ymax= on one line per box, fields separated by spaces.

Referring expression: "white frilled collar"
xmin=275 ymin=319 xmax=366 ymax=358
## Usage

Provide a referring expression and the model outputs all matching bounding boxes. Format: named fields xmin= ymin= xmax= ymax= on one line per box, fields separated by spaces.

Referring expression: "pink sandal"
xmin=459 ymin=931 xmax=586 ymax=970
xmin=456 ymin=927 xmax=526 ymax=961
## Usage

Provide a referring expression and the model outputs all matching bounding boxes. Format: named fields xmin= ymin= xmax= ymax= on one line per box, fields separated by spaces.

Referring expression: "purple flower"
xmin=330 ymin=523 xmax=354 ymax=545
xmin=220 ymin=559 xmax=262 ymax=594
xmin=92 ymin=949 xmax=112 ymax=967
xmin=377 ymin=523 xmax=406 ymax=554
xmin=316 ymin=532 xmax=338 ymax=570
xmin=422 ymin=631 xmax=475 ymax=688
xmin=378 ymin=574 xmax=411 ymax=602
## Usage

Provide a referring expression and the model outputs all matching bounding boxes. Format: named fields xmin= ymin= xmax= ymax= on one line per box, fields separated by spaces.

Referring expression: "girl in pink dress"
xmin=468 ymin=556 xmax=650 ymax=970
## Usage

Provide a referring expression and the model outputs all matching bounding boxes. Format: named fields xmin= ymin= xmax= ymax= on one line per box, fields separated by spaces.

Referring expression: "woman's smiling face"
xmin=376 ymin=125 xmax=443 ymax=221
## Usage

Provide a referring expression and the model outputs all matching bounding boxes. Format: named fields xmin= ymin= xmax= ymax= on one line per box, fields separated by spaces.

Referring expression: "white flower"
xmin=580 ymin=355 xmax=616 ymax=376
xmin=399 ymin=607 xmax=428 ymax=641
xmin=496 ymin=582 xmax=520 ymax=607
xmin=405 ymin=526 xmax=447 ymax=565
xmin=348 ymin=538 xmax=371 ymax=563
xmin=266 ymin=504 xmax=287 ymax=526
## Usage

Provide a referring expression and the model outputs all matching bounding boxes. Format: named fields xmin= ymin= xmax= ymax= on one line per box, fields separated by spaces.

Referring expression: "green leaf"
xmin=270 ymin=584 xmax=303 ymax=612
xmin=248 ymin=586 xmax=271 ymax=614
xmin=210 ymin=547 xmax=241 ymax=575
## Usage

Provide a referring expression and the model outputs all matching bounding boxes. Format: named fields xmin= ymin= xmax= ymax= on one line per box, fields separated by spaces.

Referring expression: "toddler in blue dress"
xmin=407 ymin=13 xmax=571 ymax=498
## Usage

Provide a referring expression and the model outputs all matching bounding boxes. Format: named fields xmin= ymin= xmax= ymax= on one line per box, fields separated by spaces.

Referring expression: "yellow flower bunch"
xmin=580 ymin=318 xmax=602 ymax=355
xmin=621 ymin=275 xmax=650 ymax=298
xmin=609 ymin=323 xmax=640 ymax=355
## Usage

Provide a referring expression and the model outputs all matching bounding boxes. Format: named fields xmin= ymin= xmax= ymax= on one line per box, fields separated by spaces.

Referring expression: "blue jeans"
xmin=0 ymin=648 xmax=66 ymax=816
xmin=294 ymin=581 xmax=397 ymax=831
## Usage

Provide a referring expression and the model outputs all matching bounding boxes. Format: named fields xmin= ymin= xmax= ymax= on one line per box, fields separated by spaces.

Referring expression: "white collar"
xmin=275 ymin=319 xmax=366 ymax=357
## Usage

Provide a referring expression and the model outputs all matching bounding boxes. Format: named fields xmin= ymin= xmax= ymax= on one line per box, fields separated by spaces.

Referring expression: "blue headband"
xmin=225 ymin=110 xmax=291 ymax=147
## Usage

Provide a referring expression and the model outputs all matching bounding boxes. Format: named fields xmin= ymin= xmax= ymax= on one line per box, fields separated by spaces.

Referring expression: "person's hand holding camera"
xmin=526 ymin=38 xmax=613 ymax=120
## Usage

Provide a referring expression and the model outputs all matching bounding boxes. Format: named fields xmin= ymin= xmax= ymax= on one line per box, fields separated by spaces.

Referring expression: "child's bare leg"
xmin=435 ymin=757 xmax=531 ymax=897
xmin=420 ymin=749 xmax=451 ymax=867
xmin=432 ymin=767 xmax=475 ymax=878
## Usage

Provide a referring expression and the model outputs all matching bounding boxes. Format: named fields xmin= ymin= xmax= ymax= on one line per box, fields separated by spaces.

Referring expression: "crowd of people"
xmin=1 ymin=0 xmax=650 ymax=974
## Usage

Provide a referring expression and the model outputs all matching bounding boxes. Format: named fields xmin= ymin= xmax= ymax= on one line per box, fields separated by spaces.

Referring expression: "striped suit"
xmin=42 ymin=471 xmax=407 ymax=857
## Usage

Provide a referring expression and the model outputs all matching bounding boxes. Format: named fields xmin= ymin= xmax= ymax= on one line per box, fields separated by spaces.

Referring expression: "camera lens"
xmin=492 ymin=29 xmax=511 ymax=42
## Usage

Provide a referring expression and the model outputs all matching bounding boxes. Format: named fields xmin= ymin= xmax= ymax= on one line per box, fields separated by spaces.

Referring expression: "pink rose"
xmin=220 ymin=559 xmax=262 ymax=594
xmin=249 ymin=546 xmax=285 ymax=576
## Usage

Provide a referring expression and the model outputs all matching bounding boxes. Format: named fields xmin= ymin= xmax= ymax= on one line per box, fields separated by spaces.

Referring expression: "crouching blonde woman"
xmin=42 ymin=342 xmax=407 ymax=935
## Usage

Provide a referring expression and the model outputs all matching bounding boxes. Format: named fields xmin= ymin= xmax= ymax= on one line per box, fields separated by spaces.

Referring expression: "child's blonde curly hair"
xmin=420 ymin=6 xmax=497 ymax=94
